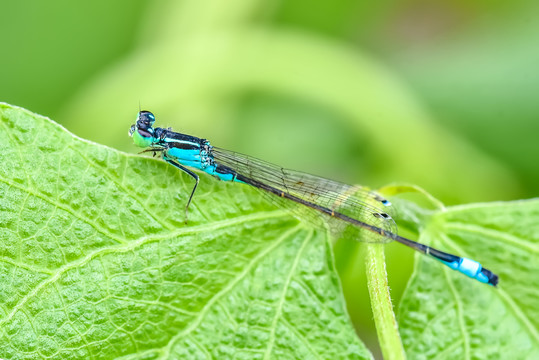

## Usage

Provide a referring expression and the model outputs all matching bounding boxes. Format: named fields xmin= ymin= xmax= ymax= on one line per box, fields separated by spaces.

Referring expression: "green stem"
xmin=365 ymin=244 xmax=406 ymax=360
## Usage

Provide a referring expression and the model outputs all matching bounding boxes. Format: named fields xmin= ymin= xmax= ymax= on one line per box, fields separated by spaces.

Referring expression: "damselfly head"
xmin=130 ymin=110 xmax=156 ymax=148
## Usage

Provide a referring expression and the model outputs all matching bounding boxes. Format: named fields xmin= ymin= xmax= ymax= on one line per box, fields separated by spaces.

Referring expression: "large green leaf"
xmin=2 ymin=103 xmax=538 ymax=359
xmin=0 ymin=104 xmax=370 ymax=359
xmin=397 ymin=198 xmax=539 ymax=359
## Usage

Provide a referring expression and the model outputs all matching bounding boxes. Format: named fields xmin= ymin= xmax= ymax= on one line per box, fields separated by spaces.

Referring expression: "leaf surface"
xmin=398 ymin=198 xmax=539 ymax=359
xmin=0 ymin=104 xmax=370 ymax=360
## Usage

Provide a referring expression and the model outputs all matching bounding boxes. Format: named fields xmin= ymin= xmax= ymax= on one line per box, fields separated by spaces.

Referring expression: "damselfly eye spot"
xmin=373 ymin=194 xmax=392 ymax=207
xmin=373 ymin=212 xmax=391 ymax=219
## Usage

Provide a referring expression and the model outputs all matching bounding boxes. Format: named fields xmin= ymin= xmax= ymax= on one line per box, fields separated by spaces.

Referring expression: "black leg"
xmin=139 ymin=147 xmax=165 ymax=157
xmin=164 ymin=157 xmax=199 ymax=223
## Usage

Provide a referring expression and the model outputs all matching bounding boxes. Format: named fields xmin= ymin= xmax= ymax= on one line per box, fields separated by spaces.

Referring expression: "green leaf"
xmin=4 ymin=102 xmax=538 ymax=359
xmin=0 ymin=103 xmax=371 ymax=359
xmin=398 ymin=198 xmax=539 ymax=359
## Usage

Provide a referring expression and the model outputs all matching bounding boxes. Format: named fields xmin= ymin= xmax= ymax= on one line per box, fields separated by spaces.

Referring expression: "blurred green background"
xmin=2 ymin=0 xmax=538 ymax=355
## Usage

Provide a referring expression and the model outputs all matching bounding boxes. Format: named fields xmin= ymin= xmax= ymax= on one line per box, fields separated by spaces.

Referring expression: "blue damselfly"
xmin=129 ymin=111 xmax=498 ymax=286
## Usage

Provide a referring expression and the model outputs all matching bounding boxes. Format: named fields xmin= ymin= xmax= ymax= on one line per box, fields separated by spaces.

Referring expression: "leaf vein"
xmin=264 ymin=230 xmax=313 ymax=360
xmin=442 ymin=257 xmax=470 ymax=360
xmin=0 ymin=210 xmax=289 ymax=330
xmin=0 ymin=176 xmax=127 ymax=245
xmin=157 ymin=224 xmax=303 ymax=359
xmin=445 ymin=222 xmax=539 ymax=254
xmin=70 ymin=146 xmax=174 ymax=231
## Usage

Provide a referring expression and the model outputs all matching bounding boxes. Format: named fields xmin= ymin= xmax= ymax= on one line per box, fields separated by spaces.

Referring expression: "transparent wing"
xmin=212 ymin=147 xmax=397 ymax=244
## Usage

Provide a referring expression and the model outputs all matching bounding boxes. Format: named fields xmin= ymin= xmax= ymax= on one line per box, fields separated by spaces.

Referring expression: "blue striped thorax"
xmin=130 ymin=111 xmax=219 ymax=175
